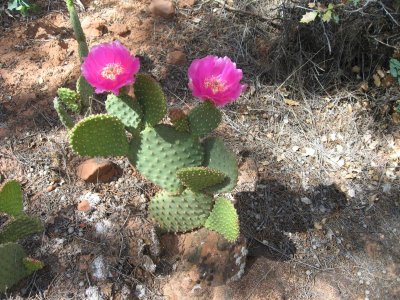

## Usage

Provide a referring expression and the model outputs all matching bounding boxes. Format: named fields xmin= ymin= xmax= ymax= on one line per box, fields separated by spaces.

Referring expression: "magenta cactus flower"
xmin=81 ymin=41 xmax=140 ymax=95
xmin=188 ymin=55 xmax=246 ymax=107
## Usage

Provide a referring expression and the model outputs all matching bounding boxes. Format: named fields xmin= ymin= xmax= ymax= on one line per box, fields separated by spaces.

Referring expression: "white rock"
xmin=301 ymin=197 xmax=312 ymax=205
xmin=85 ymin=286 xmax=104 ymax=300
xmin=91 ymin=256 xmax=108 ymax=281
xmin=347 ymin=188 xmax=355 ymax=198
xmin=135 ymin=284 xmax=146 ymax=299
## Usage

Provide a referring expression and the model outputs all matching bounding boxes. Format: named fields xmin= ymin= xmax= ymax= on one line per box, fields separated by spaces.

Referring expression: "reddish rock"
xmin=76 ymin=158 xmax=121 ymax=183
xmin=77 ymin=199 xmax=91 ymax=212
xmin=166 ymin=50 xmax=187 ymax=65
xmin=149 ymin=0 xmax=175 ymax=18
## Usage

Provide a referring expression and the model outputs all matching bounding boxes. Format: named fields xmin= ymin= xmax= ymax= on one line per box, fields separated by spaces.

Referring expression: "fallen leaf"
xmin=322 ymin=10 xmax=332 ymax=22
xmin=352 ymin=65 xmax=361 ymax=73
xmin=373 ymin=74 xmax=381 ymax=87
xmin=300 ymin=11 xmax=318 ymax=23
xmin=284 ymin=99 xmax=300 ymax=106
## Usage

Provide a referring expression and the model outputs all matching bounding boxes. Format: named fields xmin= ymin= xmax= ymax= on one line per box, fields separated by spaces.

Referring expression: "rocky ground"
xmin=1 ymin=0 xmax=400 ymax=299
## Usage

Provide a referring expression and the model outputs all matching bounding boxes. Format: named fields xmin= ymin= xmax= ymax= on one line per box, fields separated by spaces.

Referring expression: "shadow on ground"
xmin=236 ymin=179 xmax=347 ymax=261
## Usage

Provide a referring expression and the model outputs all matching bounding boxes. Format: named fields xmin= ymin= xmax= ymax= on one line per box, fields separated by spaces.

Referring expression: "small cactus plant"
xmin=61 ymin=74 xmax=241 ymax=242
xmin=0 ymin=180 xmax=44 ymax=293
xmin=54 ymin=29 xmax=246 ymax=241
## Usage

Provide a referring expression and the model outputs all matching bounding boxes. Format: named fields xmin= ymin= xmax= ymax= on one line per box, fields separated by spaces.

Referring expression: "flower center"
xmin=204 ymin=76 xmax=227 ymax=94
xmin=101 ymin=63 xmax=124 ymax=80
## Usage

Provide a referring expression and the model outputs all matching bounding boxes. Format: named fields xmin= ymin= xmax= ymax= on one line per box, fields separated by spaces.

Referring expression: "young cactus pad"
xmin=134 ymin=74 xmax=167 ymax=126
xmin=69 ymin=114 xmax=129 ymax=157
xmin=54 ymin=97 xmax=74 ymax=129
xmin=0 ymin=180 xmax=23 ymax=217
xmin=203 ymin=137 xmax=238 ymax=193
xmin=176 ymin=166 xmax=226 ymax=192
xmin=188 ymin=101 xmax=221 ymax=136
xmin=0 ymin=243 xmax=42 ymax=293
xmin=149 ymin=189 xmax=213 ymax=232
xmin=105 ymin=94 xmax=143 ymax=130
xmin=57 ymin=88 xmax=81 ymax=113
xmin=0 ymin=215 xmax=44 ymax=243
xmin=76 ymin=75 xmax=94 ymax=112
xmin=205 ymin=198 xmax=239 ymax=242
xmin=128 ymin=125 xmax=204 ymax=193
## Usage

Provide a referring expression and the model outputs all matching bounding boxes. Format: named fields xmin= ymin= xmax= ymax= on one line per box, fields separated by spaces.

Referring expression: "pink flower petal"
xmin=81 ymin=41 xmax=140 ymax=95
xmin=187 ymin=55 xmax=246 ymax=106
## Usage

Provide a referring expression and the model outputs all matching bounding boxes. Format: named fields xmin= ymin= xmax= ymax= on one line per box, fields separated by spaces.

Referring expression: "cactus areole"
xmin=56 ymin=39 xmax=246 ymax=242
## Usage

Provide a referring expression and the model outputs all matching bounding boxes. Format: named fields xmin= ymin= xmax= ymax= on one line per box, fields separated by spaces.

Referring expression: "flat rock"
xmin=149 ymin=0 xmax=175 ymax=18
xmin=76 ymin=158 xmax=121 ymax=183
xmin=161 ymin=228 xmax=247 ymax=299
xmin=166 ymin=50 xmax=187 ymax=65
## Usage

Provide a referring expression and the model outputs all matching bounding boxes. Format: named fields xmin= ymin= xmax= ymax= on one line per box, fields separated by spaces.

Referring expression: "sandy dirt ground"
xmin=0 ymin=0 xmax=399 ymax=299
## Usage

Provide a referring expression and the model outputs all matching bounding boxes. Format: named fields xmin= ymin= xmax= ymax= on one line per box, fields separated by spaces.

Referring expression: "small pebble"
xmin=306 ymin=270 xmax=312 ymax=276
xmin=68 ymin=227 xmax=74 ymax=234
xmin=365 ymin=290 xmax=370 ymax=295
xmin=79 ymin=281 xmax=84 ymax=287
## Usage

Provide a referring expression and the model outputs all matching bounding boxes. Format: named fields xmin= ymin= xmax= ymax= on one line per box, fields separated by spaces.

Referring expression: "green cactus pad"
xmin=76 ymin=75 xmax=93 ymax=112
xmin=205 ymin=198 xmax=239 ymax=242
xmin=203 ymin=137 xmax=238 ymax=193
xmin=176 ymin=167 xmax=226 ymax=192
xmin=0 ymin=180 xmax=23 ymax=217
xmin=57 ymin=88 xmax=81 ymax=113
xmin=128 ymin=125 xmax=204 ymax=192
xmin=69 ymin=114 xmax=129 ymax=157
xmin=23 ymin=257 xmax=44 ymax=273
xmin=54 ymin=98 xmax=74 ymax=129
xmin=0 ymin=215 xmax=43 ymax=243
xmin=0 ymin=243 xmax=31 ymax=292
xmin=188 ymin=101 xmax=221 ymax=136
xmin=106 ymin=94 xmax=143 ymax=130
xmin=134 ymin=74 xmax=167 ymax=126
xmin=149 ymin=190 xmax=213 ymax=232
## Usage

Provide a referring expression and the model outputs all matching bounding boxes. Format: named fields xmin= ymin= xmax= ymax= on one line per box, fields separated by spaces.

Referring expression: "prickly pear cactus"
xmin=128 ymin=125 xmax=204 ymax=193
xmin=149 ymin=190 xmax=213 ymax=232
xmin=134 ymin=74 xmax=167 ymax=126
xmin=0 ymin=215 xmax=43 ymax=243
xmin=106 ymin=94 xmax=143 ymax=131
xmin=69 ymin=114 xmax=129 ymax=157
xmin=0 ymin=181 xmax=44 ymax=292
xmin=0 ymin=243 xmax=30 ymax=292
xmin=57 ymin=88 xmax=81 ymax=113
xmin=203 ymin=137 xmax=238 ymax=193
xmin=205 ymin=198 xmax=239 ymax=242
xmin=0 ymin=180 xmax=23 ymax=217
xmin=176 ymin=167 xmax=226 ymax=192
xmin=188 ymin=101 xmax=221 ymax=136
